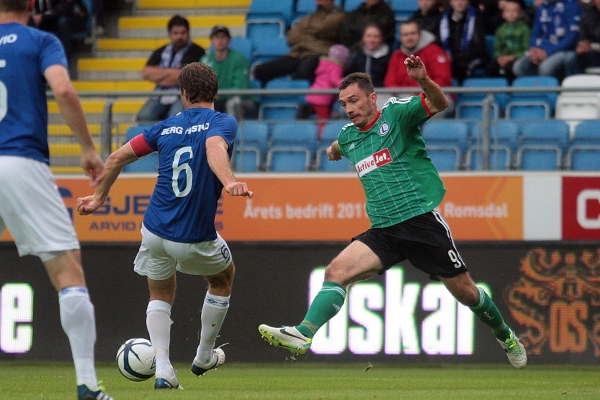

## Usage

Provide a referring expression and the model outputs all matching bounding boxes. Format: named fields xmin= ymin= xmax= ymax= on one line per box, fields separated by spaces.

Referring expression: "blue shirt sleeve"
xmin=39 ymin=32 xmax=67 ymax=73
xmin=207 ymin=113 xmax=238 ymax=150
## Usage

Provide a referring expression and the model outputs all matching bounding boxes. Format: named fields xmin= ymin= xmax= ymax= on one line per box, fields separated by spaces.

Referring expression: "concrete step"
xmin=72 ymin=80 xmax=154 ymax=92
xmin=77 ymin=58 xmax=146 ymax=80
xmin=137 ymin=0 xmax=250 ymax=8
xmin=117 ymin=14 xmax=245 ymax=39
xmin=97 ymin=37 xmax=211 ymax=52
xmin=48 ymin=99 xmax=145 ymax=124
xmin=135 ymin=0 xmax=250 ymax=15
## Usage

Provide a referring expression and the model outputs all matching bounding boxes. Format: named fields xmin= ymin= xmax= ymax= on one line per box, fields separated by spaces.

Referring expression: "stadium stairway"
xmin=49 ymin=0 xmax=250 ymax=174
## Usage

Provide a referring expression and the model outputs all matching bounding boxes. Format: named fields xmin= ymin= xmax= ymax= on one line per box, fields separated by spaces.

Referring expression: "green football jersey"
xmin=337 ymin=95 xmax=446 ymax=228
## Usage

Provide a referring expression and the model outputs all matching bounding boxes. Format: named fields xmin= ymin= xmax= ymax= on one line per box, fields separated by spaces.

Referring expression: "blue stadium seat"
xmin=422 ymin=120 xmax=470 ymax=171
xmin=270 ymin=121 xmax=319 ymax=153
xmin=266 ymin=148 xmax=312 ymax=171
xmin=422 ymin=120 xmax=470 ymax=152
xmin=233 ymin=147 xmax=261 ymax=172
xmin=316 ymin=147 xmax=354 ymax=172
xmin=252 ymin=36 xmax=290 ymax=66
xmin=122 ymin=125 xmax=158 ymax=173
xmin=427 ymin=147 xmax=463 ymax=171
xmin=237 ymin=121 xmax=270 ymax=154
xmin=472 ymin=120 xmax=520 ymax=152
xmin=456 ymin=77 xmax=509 ymax=120
xmin=244 ymin=19 xmax=285 ymax=51
xmin=485 ymin=35 xmax=495 ymax=60
xmin=258 ymin=103 xmax=299 ymax=120
xmin=229 ymin=37 xmax=254 ymax=65
xmin=566 ymin=120 xmax=600 ymax=170
xmin=391 ymin=0 xmax=419 ymax=21
xmin=262 ymin=77 xmax=311 ymax=105
xmin=267 ymin=121 xmax=317 ymax=171
xmin=246 ymin=0 xmax=295 ymax=27
xmin=466 ymin=145 xmax=512 ymax=170
xmin=516 ymin=120 xmax=570 ymax=170
xmin=315 ymin=121 xmax=353 ymax=172
xmin=465 ymin=121 xmax=519 ymax=170
xmin=343 ymin=0 xmax=364 ymax=12
xmin=319 ymin=121 xmax=349 ymax=143
xmin=505 ymin=76 xmax=558 ymax=119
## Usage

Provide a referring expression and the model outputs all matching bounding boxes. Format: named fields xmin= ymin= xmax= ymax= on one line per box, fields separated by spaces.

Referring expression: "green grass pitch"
xmin=2 ymin=362 xmax=600 ymax=399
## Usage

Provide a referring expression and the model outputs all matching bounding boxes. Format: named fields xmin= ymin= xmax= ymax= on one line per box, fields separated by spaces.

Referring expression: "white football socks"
xmin=146 ymin=300 xmax=173 ymax=376
xmin=58 ymin=286 xmax=98 ymax=388
xmin=195 ymin=293 xmax=229 ymax=365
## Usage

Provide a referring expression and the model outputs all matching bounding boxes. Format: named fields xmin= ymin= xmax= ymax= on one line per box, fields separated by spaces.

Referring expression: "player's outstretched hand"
xmin=76 ymin=195 xmax=104 ymax=215
xmin=80 ymin=149 xmax=106 ymax=187
xmin=327 ymin=144 xmax=342 ymax=161
xmin=404 ymin=55 xmax=427 ymax=81
xmin=225 ymin=182 xmax=253 ymax=198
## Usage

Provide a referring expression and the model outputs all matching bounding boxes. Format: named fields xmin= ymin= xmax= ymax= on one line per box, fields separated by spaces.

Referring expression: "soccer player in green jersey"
xmin=259 ymin=55 xmax=527 ymax=369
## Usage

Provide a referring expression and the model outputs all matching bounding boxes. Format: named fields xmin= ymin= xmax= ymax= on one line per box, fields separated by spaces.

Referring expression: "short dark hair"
xmin=168 ymin=15 xmax=190 ymax=32
xmin=179 ymin=62 xmax=219 ymax=104
xmin=0 ymin=0 xmax=28 ymax=12
xmin=401 ymin=19 xmax=421 ymax=31
xmin=339 ymin=72 xmax=375 ymax=95
xmin=504 ymin=0 xmax=525 ymax=8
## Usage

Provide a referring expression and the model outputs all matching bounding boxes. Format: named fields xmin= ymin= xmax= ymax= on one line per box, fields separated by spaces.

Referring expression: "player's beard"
xmin=353 ymin=102 xmax=375 ymax=129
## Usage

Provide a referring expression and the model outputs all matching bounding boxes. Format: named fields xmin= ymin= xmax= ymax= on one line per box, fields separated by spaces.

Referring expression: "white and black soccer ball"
xmin=116 ymin=338 xmax=156 ymax=382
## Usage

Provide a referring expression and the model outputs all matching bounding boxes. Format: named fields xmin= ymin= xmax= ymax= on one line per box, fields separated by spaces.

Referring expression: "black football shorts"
xmin=353 ymin=209 xmax=468 ymax=280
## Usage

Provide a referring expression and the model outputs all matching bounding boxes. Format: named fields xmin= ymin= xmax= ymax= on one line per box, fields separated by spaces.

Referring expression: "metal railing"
xmin=47 ymin=85 xmax=600 ymax=171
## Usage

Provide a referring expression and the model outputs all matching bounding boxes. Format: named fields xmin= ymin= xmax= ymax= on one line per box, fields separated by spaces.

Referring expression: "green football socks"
xmin=470 ymin=286 xmax=511 ymax=341
xmin=296 ymin=281 xmax=347 ymax=338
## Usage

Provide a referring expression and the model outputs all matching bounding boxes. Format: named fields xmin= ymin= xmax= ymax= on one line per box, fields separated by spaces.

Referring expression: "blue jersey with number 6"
xmin=0 ymin=23 xmax=67 ymax=164
xmin=141 ymin=108 xmax=237 ymax=243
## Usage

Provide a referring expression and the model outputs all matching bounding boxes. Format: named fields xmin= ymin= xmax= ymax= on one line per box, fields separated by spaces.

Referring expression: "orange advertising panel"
xmin=0 ymin=175 xmax=523 ymax=243
xmin=439 ymin=175 xmax=523 ymax=240
xmin=218 ymin=176 xmax=369 ymax=241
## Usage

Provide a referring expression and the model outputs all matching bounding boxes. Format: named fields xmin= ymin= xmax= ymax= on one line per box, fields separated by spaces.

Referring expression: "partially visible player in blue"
xmin=77 ymin=62 xmax=253 ymax=390
xmin=0 ymin=1 xmax=113 ymax=399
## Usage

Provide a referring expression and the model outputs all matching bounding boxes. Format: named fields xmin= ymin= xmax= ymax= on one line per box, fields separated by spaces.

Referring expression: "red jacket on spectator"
xmin=384 ymin=30 xmax=452 ymax=90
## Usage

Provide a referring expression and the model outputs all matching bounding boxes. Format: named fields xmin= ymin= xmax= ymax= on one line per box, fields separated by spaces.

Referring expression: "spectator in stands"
xmin=512 ymin=0 xmax=581 ymax=80
xmin=485 ymin=0 xmax=530 ymax=82
xmin=201 ymin=25 xmax=257 ymax=120
xmin=136 ymin=15 xmax=205 ymax=123
xmin=344 ymin=23 xmax=392 ymax=87
xmin=252 ymin=0 xmax=345 ymax=87
xmin=438 ymin=0 xmax=488 ymax=84
xmin=339 ymin=0 xmax=396 ymax=52
xmin=304 ymin=44 xmax=351 ymax=137
xmin=575 ymin=0 xmax=600 ymax=73
xmin=385 ymin=19 xmax=454 ymax=116
xmin=30 ymin=0 xmax=89 ymax=60
xmin=410 ymin=0 xmax=443 ymax=41
xmin=94 ymin=0 xmax=106 ymax=36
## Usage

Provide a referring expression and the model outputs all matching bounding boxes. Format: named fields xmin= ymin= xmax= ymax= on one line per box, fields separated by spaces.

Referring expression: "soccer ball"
xmin=116 ymin=338 xmax=156 ymax=382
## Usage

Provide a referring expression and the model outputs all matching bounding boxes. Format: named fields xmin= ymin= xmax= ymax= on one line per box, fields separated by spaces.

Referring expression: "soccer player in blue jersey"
xmin=0 ymin=1 xmax=113 ymax=399
xmin=259 ymin=56 xmax=527 ymax=369
xmin=77 ymin=62 xmax=253 ymax=390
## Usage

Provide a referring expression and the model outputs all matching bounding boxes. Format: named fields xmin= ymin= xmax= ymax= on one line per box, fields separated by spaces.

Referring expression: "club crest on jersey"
xmin=378 ymin=121 xmax=389 ymax=137
xmin=355 ymin=149 xmax=392 ymax=177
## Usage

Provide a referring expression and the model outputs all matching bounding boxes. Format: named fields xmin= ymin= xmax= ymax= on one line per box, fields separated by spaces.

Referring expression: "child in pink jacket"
xmin=305 ymin=44 xmax=350 ymax=137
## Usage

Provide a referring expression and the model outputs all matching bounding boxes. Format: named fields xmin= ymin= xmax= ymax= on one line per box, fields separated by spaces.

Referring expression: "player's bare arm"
xmin=404 ymin=55 xmax=449 ymax=114
xmin=44 ymin=65 xmax=106 ymax=186
xmin=206 ymin=136 xmax=253 ymax=198
xmin=77 ymin=144 xmax=139 ymax=215
xmin=327 ymin=140 xmax=342 ymax=161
